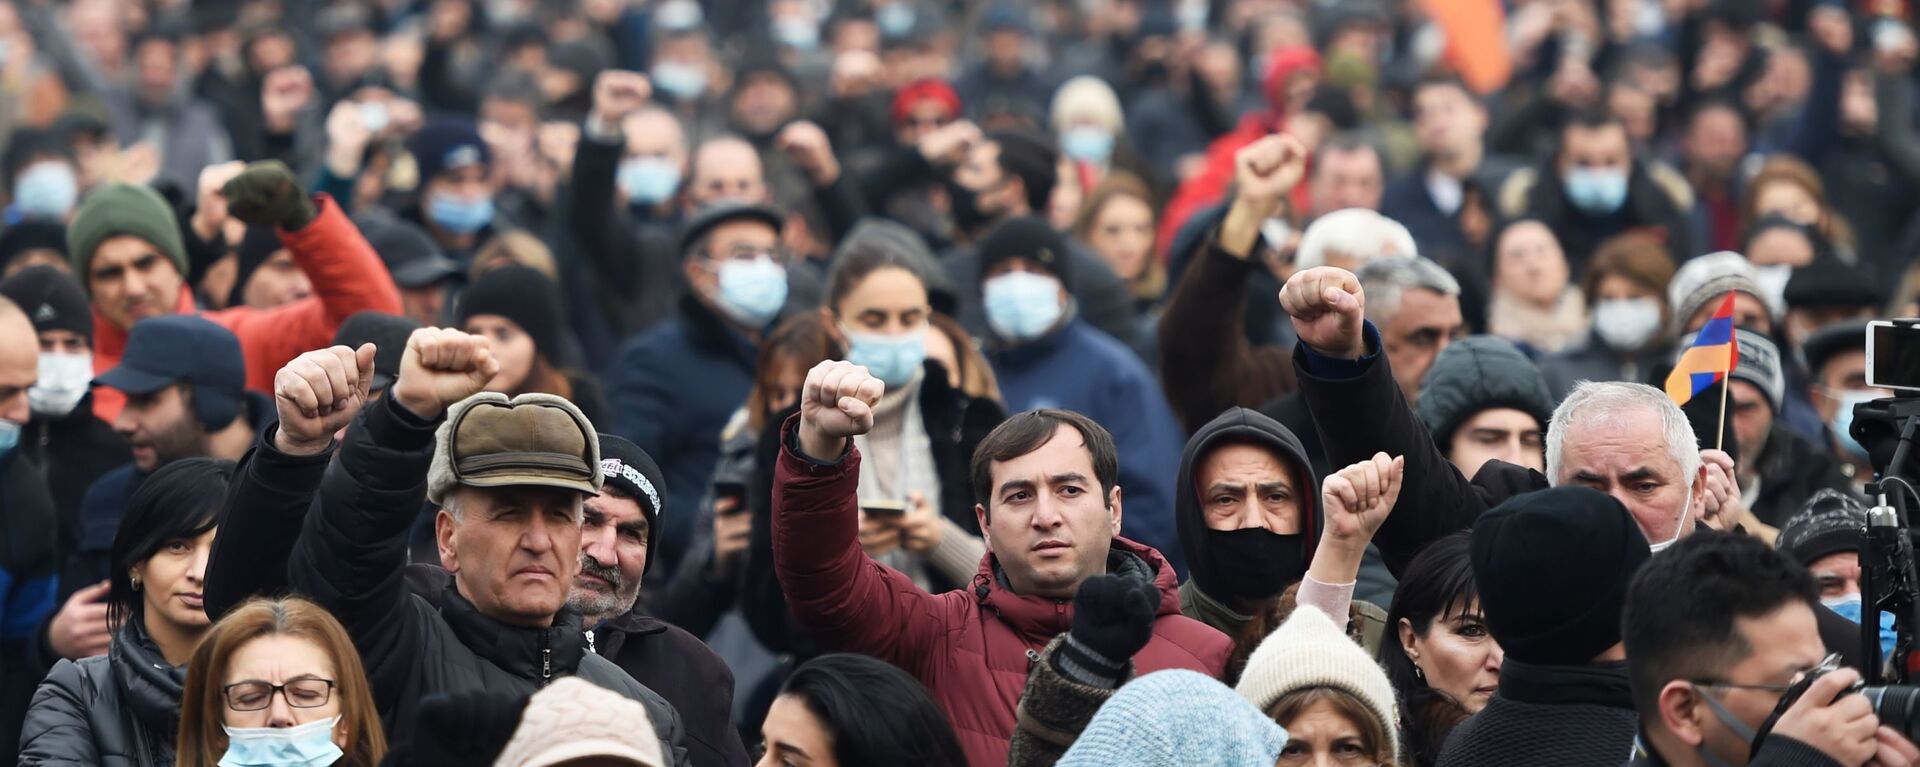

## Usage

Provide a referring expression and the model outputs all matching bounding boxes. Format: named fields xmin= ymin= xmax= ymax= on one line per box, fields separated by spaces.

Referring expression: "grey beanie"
xmin=1668 ymin=251 xmax=1771 ymax=336
xmin=1416 ymin=336 xmax=1557 ymax=450
xmin=1726 ymin=328 xmax=1785 ymax=414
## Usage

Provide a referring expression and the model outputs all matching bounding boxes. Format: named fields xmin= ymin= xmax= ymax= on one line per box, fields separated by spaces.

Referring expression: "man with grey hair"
xmin=1279 ymin=264 xmax=1872 ymax=665
xmin=1294 ymin=207 xmax=1418 ymax=272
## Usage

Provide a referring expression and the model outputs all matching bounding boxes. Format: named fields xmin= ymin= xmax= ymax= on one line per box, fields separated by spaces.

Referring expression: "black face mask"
xmin=1197 ymin=527 xmax=1307 ymax=602
xmin=947 ymin=178 xmax=1001 ymax=236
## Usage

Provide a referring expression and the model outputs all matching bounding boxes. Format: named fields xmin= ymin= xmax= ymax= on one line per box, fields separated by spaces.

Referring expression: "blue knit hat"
xmin=1057 ymin=670 xmax=1288 ymax=767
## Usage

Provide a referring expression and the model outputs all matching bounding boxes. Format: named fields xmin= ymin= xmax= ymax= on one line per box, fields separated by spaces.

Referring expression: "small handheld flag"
xmin=1664 ymin=291 xmax=1741 ymax=407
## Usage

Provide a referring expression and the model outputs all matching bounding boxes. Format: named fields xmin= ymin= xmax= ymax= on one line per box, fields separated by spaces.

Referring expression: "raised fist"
xmin=917 ymin=120 xmax=983 ymax=166
xmin=190 ymin=160 xmax=246 ymax=242
xmin=796 ymin=360 xmax=884 ymax=460
xmin=390 ymin=328 xmax=501 ymax=421
xmin=1279 ymin=266 xmax=1367 ymax=360
xmin=274 ymin=344 xmax=377 ymax=455
xmin=1232 ymin=133 xmax=1308 ymax=212
xmin=1322 ymin=452 xmax=1403 ymax=546
xmin=223 ymin=160 xmax=317 ymax=230
xmin=261 ymin=65 xmax=316 ymax=133
xmin=777 ymin=120 xmax=840 ymax=186
xmin=592 ymin=70 xmax=652 ymax=123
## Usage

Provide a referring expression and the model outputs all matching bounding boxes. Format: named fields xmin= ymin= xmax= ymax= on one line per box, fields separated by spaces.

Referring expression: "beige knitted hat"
xmin=1234 ymin=605 xmax=1401 ymax=762
xmin=492 ymin=677 xmax=665 ymax=767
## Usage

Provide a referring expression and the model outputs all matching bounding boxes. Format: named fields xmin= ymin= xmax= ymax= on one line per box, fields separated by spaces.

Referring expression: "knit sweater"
xmin=1054 ymin=670 xmax=1286 ymax=767
xmin=1436 ymin=660 xmax=1638 ymax=767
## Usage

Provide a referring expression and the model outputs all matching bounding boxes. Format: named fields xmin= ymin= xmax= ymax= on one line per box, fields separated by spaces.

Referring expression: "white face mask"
xmin=1592 ymin=297 xmax=1662 ymax=351
xmin=28 ymin=352 xmax=91 ymax=417
xmin=1753 ymin=265 xmax=1791 ymax=319
xmin=219 ymin=715 xmax=342 ymax=767
xmin=1648 ymin=488 xmax=1691 ymax=554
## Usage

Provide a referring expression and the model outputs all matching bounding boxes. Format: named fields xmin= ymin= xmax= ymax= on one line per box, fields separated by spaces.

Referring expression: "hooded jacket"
xmin=771 ymin=416 xmax=1231 ymax=767
xmin=18 ymin=620 xmax=184 ymax=766
xmin=1174 ymin=407 xmax=1319 ymax=633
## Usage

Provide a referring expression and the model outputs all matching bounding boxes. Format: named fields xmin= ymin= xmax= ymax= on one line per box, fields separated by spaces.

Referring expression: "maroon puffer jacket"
xmin=772 ymin=424 xmax=1232 ymax=767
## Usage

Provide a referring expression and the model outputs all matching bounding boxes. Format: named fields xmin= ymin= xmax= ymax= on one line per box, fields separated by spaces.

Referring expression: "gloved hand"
xmin=1056 ymin=573 xmax=1157 ymax=687
xmin=222 ymin=160 xmax=317 ymax=230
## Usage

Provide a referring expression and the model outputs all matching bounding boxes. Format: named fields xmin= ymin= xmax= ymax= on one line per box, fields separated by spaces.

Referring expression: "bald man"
xmin=688 ymin=136 xmax=769 ymax=208
xmin=0 ymin=295 xmax=60 ymax=758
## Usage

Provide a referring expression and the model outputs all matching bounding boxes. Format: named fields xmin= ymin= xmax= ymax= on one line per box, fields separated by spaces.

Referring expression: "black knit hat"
xmin=455 ymin=264 xmax=564 ymax=359
xmin=0 ymin=265 xmax=90 ymax=340
xmin=1471 ymin=486 xmax=1651 ymax=665
xmin=978 ymin=216 xmax=1072 ymax=285
xmin=0 ymin=221 xmax=67 ymax=272
xmin=597 ymin=433 xmax=667 ymax=573
xmin=330 ymin=311 xmax=422 ymax=393
xmin=1778 ymin=489 xmax=1867 ymax=567
xmin=1784 ymin=257 xmax=1881 ymax=311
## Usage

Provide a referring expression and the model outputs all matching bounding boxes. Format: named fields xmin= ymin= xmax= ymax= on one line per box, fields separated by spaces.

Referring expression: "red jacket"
xmin=772 ymin=422 xmax=1231 ymax=767
xmin=91 ymin=195 xmax=401 ymax=422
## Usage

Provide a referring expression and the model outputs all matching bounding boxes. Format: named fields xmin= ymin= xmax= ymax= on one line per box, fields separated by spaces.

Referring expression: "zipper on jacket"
xmin=585 ymin=628 xmax=596 ymax=655
xmin=540 ymin=630 xmax=553 ymax=683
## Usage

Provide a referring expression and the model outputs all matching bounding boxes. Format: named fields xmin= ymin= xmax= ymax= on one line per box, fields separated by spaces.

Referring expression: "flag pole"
xmin=1714 ymin=376 xmax=1729 ymax=452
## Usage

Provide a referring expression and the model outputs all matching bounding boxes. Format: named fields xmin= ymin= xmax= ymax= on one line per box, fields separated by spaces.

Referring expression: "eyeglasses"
xmin=707 ymin=244 xmax=789 ymax=264
xmin=223 ymin=679 xmax=337 ymax=711
xmin=1690 ymin=653 xmax=1843 ymax=696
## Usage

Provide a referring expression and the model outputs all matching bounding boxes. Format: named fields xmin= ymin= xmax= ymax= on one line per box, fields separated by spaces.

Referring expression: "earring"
xmin=129 ymin=575 xmax=141 ymax=591
xmin=1413 ymin=664 xmax=1426 ymax=681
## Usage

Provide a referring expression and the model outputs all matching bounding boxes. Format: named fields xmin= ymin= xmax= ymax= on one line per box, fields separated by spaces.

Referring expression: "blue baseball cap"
xmin=95 ymin=315 xmax=245 ymax=429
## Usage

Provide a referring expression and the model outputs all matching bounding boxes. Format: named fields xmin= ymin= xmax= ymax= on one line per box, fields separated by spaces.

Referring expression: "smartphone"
xmin=1865 ymin=320 xmax=1920 ymax=392
xmin=712 ymin=481 xmax=748 ymax=515
xmin=861 ymin=499 xmax=908 ymax=518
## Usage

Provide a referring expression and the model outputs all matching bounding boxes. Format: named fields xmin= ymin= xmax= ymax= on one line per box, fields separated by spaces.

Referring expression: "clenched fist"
xmin=275 ymin=343 xmax=377 ymax=455
xmin=1322 ymin=452 xmax=1403 ymax=547
xmin=223 ymin=160 xmax=317 ymax=230
xmin=796 ymin=360 xmax=884 ymax=461
xmin=777 ymin=121 xmax=840 ymax=186
xmin=592 ymin=70 xmax=652 ymax=124
xmin=1220 ymin=133 xmax=1308 ymax=257
xmin=390 ymin=328 xmax=501 ymax=421
xmin=1279 ymin=266 xmax=1368 ymax=359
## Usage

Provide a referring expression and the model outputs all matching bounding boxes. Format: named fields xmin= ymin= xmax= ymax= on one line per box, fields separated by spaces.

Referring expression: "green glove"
xmin=222 ymin=160 xmax=317 ymax=230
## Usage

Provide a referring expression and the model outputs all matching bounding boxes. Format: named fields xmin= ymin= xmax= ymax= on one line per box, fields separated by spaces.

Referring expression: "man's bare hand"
xmin=1279 ymin=267 xmax=1368 ymax=360
xmin=390 ymin=328 xmax=500 ymax=420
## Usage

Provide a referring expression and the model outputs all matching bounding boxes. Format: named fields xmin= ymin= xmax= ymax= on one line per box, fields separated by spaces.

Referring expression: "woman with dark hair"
xmin=758 ymin=654 xmax=967 ymax=767
xmin=1377 ymin=532 xmax=1503 ymax=767
xmin=456 ymin=263 xmax=609 ymax=426
xmin=20 ymin=458 xmax=234 ymax=766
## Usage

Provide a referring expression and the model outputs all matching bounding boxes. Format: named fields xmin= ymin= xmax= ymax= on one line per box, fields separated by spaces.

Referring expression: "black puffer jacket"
xmin=18 ymin=621 xmax=185 ymax=766
xmin=287 ymin=395 xmax=690 ymax=765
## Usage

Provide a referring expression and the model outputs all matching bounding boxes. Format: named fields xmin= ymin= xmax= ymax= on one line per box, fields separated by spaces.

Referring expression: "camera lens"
xmin=1863 ymin=686 xmax=1920 ymax=740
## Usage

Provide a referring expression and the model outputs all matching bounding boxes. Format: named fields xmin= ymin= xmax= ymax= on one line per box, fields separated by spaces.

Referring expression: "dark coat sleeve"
xmin=1156 ymin=234 xmax=1298 ymax=433
xmin=287 ymin=395 xmax=440 ymax=708
xmin=204 ymin=425 xmax=333 ymax=620
xmin=568 ymin=133 xmax=648 ymax=293
xmin=15 ymin=660 xmax=98 ymax=766
xmin=1006 ymin=636 xmax=1130 ymax=767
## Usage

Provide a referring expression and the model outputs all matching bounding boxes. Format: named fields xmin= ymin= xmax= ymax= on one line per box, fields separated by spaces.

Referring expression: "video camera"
xmin=1847 ymin=320 xmax=1920 ymax=689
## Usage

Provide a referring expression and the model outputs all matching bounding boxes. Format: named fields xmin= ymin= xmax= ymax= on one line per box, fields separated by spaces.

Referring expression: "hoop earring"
xmin=130 ymin=575 xmax=141 ymax=591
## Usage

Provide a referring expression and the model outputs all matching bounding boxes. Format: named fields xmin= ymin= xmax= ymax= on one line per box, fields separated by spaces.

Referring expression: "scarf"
xmin=854 ymin=368 xmax=943 ymax=587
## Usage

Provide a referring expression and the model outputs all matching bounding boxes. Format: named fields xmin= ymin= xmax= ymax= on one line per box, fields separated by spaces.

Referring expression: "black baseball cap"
xmin=359 ymin=215 xmax=460 ymax=288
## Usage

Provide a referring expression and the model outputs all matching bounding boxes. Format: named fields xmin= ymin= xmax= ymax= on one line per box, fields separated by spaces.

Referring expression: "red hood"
xmin=969 ymin=536 xmax=1183 ymax=643
xmin=1262 ymin=46 xmax=1323 ymax=112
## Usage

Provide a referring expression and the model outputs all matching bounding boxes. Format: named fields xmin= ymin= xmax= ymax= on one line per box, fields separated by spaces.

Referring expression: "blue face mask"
xmin=1822 ymin=595 xmax=1897 ymax=658
xmin=0 ymin=419 xmax=18 ymax=462
xmin=428 ymin=195 xmax=494 ymax=236
xmin=844 ymin=325 xmax=927 ymax=389
xmin=713 ymin=257 xmax=789 ymax=327
xmin=651 ymin=61 xmax=709 ymax=102
xmin=1563 ymin=167 xmax=1629 ymax=214
xmin=14 ymin=162 xmax=77 ymax=220
xmin=618 ymin=158 xmax=681 ymax=206
xmin=218 ymin=716 xmax=343 ymax=767
xmin=774 ymin=16 xmax=820 ymax=50
xmin=983 ymin=271 xmax=1065 ymax=342
xmin=1831 ymin=389 xmax=1878 ymax=461
xmin=876 ymin=3 xmax=916 ymax=37
xmin=1060 ymin=127 xmax=1116 ymax=164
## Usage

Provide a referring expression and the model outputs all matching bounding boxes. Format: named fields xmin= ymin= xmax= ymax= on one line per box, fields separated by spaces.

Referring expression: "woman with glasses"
xmin=175 ymin=597 xmax=385 ymax=767
xmin=19 ymin=459 xmax=233 ymax=766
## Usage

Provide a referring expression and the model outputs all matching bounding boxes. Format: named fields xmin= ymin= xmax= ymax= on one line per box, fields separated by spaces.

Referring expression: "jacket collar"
xmin=989 ymin=311 xmax=1082 ymax=368
xmin=1497 ymin=657 xmax=1635 ymax=710
xmin=677 ymin=292 xmax=760 ymax=367
xmin=439 ymin=586 xmax=588 ymax=684
xmin=971 ymin=537 xmax=1183 ymax=642
xmin=588 ymin=610 xmax=672 ymax=659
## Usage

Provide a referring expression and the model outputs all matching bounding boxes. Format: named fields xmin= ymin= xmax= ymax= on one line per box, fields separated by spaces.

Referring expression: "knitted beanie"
xmin=1777 ymin=489 xmax=1868 ymax=567
xmin=65 ymin=183 xmax=187 ymax=280
xmin=1667 ymin=251 xmax=1767 ymax=336
xmin=1471 ymin=486 xmax=1649 ymax=665
xmin=0 ymin=265 xmax=91 ymax=340
xmin=1234 ymin=606 xmax=1400 ymax=763
xmin=455 ymin=264 xmax=564 ymax=361
xmin=1058 ymin=670 xmax=1288 ymax=767
xmin=1416 ymin=336 xmax=1556 ymax=450
xmin=492 ymin=677 xmax=665 ymax=767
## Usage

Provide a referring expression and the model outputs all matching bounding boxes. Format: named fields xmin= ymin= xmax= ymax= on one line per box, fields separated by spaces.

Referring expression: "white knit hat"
xmin=492 ymin=677 xmax=665 ymax=767
xmin=1234 ymin=605 xmax=1401 ymax=762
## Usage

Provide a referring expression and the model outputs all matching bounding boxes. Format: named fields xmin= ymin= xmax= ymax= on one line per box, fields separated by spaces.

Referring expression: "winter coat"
xmin=567 ymin=131 xmax=685 ymax=338
xmin=286 ymin=395 xmax=690 ymax=765
xmin=1156 ymin=237 xmax=1297 ymax=435
xmin=17 ymin=621 xmax=185 ymax=767
xmin=942 ymin=240 xmax=1145 ymax=355
xmin=1749 ymin=424 xmax=1855 ymax=529
xmin=1537 ymin=330 xmax=1675 ymax=401
xmin=1435 ymin=659 xmax=1636 ymax=767
xmin=1006 ymin=635 xmax=1126 ymax=767
xmin=1 ymin=449 xmax=59 ymax=758
xmin=771 ymin=417 xmax=1232 ymax=767
xmin=990 ymin=319 xmax=1187 ymax=572
xmin=610 ymin=294 xmax=762 ymax=585
xmin=1629 ymin=728 xmax=1847 ymax=767
xmin=23 ymin=393 xmax=127 ymax=550
xmin=89 ymin=194 xmax=403 ymax=423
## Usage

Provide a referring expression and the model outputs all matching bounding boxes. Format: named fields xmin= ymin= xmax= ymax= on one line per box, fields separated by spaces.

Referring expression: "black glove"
xmin=223 ymin=160 xmax=317 ymax=230
xmin=1054 ymin=573 xmax=1158 ymax=687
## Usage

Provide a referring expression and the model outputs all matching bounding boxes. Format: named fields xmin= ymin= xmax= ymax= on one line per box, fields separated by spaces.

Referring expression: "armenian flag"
xmin=1664 ymin=292 xmax=1740 ymax=407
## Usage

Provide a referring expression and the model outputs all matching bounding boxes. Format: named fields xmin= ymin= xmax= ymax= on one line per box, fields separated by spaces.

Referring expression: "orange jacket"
xmin=91 ymin=195 xmax=401 ymax=423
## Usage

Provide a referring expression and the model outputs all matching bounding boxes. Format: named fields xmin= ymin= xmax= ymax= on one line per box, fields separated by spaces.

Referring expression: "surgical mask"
xmin=13 ymin=162 xmax=77 ymax=220
xmin=617 ymin=157 xmax=680 ymax=206
xmin=1695 ymin=686 xmax=1760 ymax=767
xmin=651 ymin=61 xmax=709 ymax=102
xmin=1593 ymin=297 xmax=1663 ymax=351
xmin=1753 ymin=265 xmax=1791 ymax=318
xmin=29 ymin=352 xmax=92 ymax=418
xmin=1832 ymin=389 xmax=1878 ymax=461
xmin=1822 ymin=595 xmax=1897 ymax=657
xmin=843 ymin=325 xmax=927 ymax=389
xmin=983 ymin=271 xmax=1065 ymax=342
xmin=876 ymin=3 xmax=916 ymax=37
xmin=1060 ymin=127 xmax=1116 ymax=165
xmin=1563 ymin=167 xmax=1629 ymax=214
xmin=218 ymin=716 xmax=343 ymax=767
xmin=773 ymin=16 xmax=820 ymax=50
xmin=713 ymin=257 xmax=788 ymax=327
xmin=0 ymin=419 xmax=18 ymax=462
xmin=1649 ymin=492 xmax=1690 ymax=554
xmin=427 ymin=195 xmax=494 ymax=235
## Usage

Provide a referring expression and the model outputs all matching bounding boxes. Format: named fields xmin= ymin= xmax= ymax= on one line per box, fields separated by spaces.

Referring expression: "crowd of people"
xmin=1 ymin=0 xmax=1920 ymax=765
